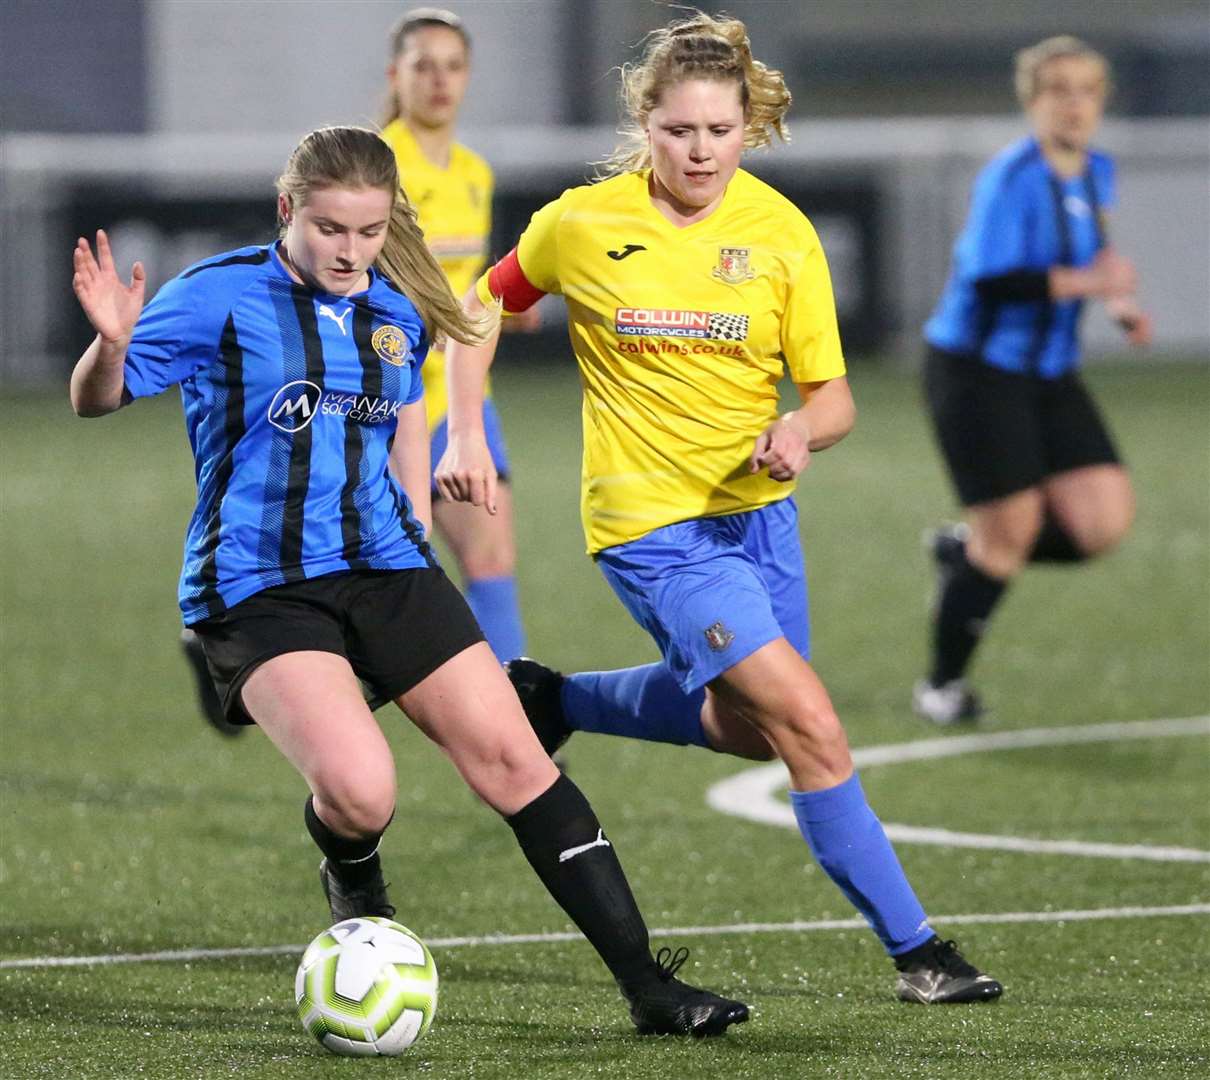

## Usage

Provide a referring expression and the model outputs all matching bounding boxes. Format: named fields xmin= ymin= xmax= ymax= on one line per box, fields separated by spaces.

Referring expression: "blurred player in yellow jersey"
xmin=181 ymin=8 xmax=531 ymax=735
xmin=437 ymin=11 xmax=1002 ymax=1006
xmin=380 ymin=8 xmax=533 ymax=663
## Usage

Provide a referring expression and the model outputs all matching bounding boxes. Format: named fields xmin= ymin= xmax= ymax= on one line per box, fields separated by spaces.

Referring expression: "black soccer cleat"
xmin=622 ymin=947 xmax=750 ymax=1037
xmin=894 ymin=936 xmax=1003 ymax=1004
xmin=318 ymin=859 xmax=396 ymax=924
xmin=180 ymin=628 xmax=244 ymax=737
xmin=505 ymin=657 xmax=571 ymax=756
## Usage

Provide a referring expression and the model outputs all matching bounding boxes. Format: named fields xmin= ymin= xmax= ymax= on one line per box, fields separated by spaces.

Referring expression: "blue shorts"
xmin=595 ymin=498 xmax=810 ymax=694
xmin=429 ymin=398 xmax=512 ymax=496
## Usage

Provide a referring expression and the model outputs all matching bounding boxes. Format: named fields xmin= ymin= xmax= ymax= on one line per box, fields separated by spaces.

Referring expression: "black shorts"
xmin=923 ymin=346 xmax=1122 ymax=507
xmin=189 ymin=568 xmax=484 ymax=725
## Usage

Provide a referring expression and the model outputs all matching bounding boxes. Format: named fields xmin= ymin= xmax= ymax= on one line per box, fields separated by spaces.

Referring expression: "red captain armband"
xmin=487 ymin=248 xmax=545 ymax=313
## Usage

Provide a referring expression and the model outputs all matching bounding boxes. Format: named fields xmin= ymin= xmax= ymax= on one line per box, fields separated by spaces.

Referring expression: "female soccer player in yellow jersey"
xmin=378 ymin=8 xmax=535 ymax=666
xmin=437 ymin=12 xmax=1002 ymax=1005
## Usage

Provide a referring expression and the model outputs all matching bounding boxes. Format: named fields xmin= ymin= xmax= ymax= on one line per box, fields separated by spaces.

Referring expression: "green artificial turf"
xmin=2 ymin=359 xmax=1207 ymax=1078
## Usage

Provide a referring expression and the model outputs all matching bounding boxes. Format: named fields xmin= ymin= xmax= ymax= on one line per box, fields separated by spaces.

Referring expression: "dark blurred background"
xmin=2 ymin=0 xmax=1207 ymax=381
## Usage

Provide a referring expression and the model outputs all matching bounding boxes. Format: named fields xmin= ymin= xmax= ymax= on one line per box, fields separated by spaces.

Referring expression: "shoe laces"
xmin=338 ymin=874 xmax=396 ymax=920
xmin=654 ymin=945 xmax=689 ymax=982
xmin=930 ymin=939 xmax=978 ymax=977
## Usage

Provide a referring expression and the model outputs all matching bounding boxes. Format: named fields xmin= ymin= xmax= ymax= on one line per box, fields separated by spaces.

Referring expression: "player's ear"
xmin=278 ymin=193 xmax=294 ymax=227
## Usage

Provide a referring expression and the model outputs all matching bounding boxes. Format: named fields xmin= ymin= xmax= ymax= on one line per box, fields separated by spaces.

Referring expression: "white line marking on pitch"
xmin=3 ymin=903 xmax=1207 ymax=971
xmin=706 ymin=716 xmax=1210 ymax=862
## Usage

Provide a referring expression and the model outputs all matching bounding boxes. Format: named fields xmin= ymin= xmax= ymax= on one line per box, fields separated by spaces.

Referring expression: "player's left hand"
xmin=750 ymin=413 xmax=811 ymax=482
xmin=434 ymin=432 xmax=498 ymax=513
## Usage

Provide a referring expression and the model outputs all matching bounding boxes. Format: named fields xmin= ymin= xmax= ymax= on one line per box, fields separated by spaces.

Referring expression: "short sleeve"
xmin=1092 ymin=153 xmax=1116 ymax=212
xmin=781 ymin=223 xmax=847 ymax=384
xmin=514 ymin=193 xmax=569 ymax=295
xmin=958 ymin=166 xmax=1034 ymax=278
xmin=403 ymin=351 xmax=426 ymax=406
xmin=123 ymin=274 xmax=228 ymax=399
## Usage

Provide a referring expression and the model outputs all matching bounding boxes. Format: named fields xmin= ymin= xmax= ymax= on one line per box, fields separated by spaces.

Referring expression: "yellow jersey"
xmin=477 ymin=168 xmax=846 ymax=553
xmin=381 ymin=119 xmax=493 ymax=428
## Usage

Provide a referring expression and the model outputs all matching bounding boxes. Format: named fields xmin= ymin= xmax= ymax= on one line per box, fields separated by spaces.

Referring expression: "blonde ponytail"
xmin=376 ymin=191 xmax=496 ymax=347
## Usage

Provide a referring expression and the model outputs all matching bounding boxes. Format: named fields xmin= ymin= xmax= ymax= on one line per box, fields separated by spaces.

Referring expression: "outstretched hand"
xmin=72 ymin=229 xmax=145 ymax=345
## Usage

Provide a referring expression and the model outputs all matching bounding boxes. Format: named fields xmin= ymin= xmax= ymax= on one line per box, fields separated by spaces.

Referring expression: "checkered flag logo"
xmin=708 ymin=313 xmax=749 ymax=341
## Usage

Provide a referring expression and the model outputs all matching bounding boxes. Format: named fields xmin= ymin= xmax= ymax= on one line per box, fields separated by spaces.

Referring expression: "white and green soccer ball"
xmin=295 ymin=916 xmax=438 ymax=1056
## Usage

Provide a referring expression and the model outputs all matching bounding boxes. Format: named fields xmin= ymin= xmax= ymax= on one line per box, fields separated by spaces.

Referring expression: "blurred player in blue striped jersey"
xmin=67 ymin=126 xmax=749 ymax=1038
xmin=917 ymin=37 xmax=1152 ymax=725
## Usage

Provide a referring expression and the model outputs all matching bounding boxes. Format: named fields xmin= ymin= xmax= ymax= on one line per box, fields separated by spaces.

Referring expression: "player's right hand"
xmin=72 ymin=230 xmax=145 ymax=346
xmin=434 ymin=433 xmax=498 ymax=513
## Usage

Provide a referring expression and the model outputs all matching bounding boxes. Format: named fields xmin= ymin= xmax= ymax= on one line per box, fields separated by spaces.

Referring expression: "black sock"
xmin=304 ymin=796 xmax=387 ymax=888
xmin=930 ymin=556 xmax=1008 ymax=685
xmin=506 ymin=774 xmax=653 ymax=988
xmin=1030 ymin=516 xmax=1087 ymax=563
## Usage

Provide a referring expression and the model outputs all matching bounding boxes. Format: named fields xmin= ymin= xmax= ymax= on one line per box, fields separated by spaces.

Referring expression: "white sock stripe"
xmin=557 ymin=828 xmax=611 ymax=863
xmin=337 ymin=842 xmax=381 ymax=865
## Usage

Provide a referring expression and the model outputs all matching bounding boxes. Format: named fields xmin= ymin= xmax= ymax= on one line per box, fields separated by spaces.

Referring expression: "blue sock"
xmin=789 ymin=774 xmax=935 ymax=956
xmin=465 ymin=576 xmax=526 ymax=663
xmin=561 ymin=663 xmax=709 ymax=748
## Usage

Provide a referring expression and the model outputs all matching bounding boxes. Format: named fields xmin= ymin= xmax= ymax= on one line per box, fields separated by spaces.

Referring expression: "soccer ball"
xmin=294 ymin=916 xmax=438 ymax=1056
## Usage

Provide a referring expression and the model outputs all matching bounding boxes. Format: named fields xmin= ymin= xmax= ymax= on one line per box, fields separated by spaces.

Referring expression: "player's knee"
xmin=458 ymin=737 xmax=553 ymax=809
xmin=460 ymin=549 xmax=516 ymax=579
xmin=1073 ymin=516 xmax=1131 ymax=558
xmin=970 ymin=519 xmax=1039 ymax=576
xmin=772 ymin=702 xmax=850 ymax=776
xmin=317 ymin=774 xmax=396 ymax=838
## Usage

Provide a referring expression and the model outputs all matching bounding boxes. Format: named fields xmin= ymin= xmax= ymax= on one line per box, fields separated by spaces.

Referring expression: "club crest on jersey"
xmin=711 ymin=247 xmax=755 ymax=284
xmin=371 ymin=324 xmax=411 ymax=367
xmin=704 ymin=621 xmax=735 ymax=652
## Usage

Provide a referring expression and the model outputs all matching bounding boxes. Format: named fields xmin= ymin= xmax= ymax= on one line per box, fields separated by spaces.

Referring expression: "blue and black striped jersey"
xmin=123 ymin=242 xmax=434 ymax=624
xmin=925 ymin=136 xmax=1116 ymax=378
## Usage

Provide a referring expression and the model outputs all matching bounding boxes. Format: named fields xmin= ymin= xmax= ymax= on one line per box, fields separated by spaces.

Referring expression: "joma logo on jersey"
xmin=615 ymin=308 xmax=749 ymax=342
xmin=268 ymin=380 xmax=323 ymax=432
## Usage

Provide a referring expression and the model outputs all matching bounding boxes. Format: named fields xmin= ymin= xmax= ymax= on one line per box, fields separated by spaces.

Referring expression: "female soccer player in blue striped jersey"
xmin=916 ymin=37 xmax=1151 ymax=725
xmin=437 ymin=13 xmax=1002 ymax=1005
xmin=180 ymin=8 xmax=532 ymax=735
xmin=68 ymin=125 xmax=748 ymax=1038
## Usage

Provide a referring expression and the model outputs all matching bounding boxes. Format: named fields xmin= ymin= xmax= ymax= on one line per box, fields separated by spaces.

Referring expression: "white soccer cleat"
xmin=912 ymin=678 xmax=983 ymax=726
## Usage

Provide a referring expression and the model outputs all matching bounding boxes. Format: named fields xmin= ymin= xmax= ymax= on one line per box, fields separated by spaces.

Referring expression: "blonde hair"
xmin=1014 ymin=35 xmax=1110 ymax=106
xmin=600 ymin=11 xmax=791 ymax=177
xmin=276 ymin=126 xmax=493 ymax=346
xmin=381 ymin=7 xmax=470 ymax=127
